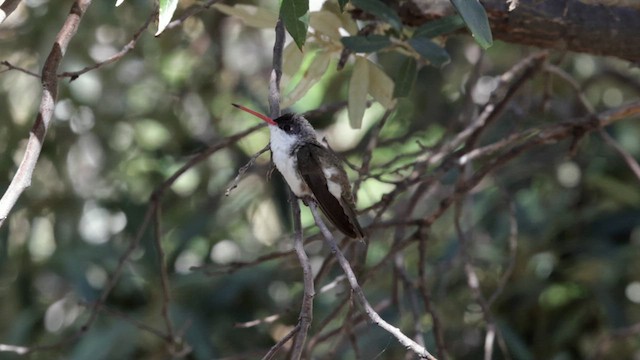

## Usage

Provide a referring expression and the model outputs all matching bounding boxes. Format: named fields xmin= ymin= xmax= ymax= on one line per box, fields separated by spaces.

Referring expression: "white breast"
xmin=269 ymin=126 xmax=310 ymax=197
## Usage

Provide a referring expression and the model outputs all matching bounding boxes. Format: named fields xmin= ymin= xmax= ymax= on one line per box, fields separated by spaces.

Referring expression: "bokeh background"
xmin=1 ymin=0 xmax=639 ymax=359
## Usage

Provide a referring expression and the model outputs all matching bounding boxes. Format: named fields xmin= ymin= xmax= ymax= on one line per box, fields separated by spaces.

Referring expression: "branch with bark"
xmin=0 ymin=0 xmax=92 ymax=227
xmin=399 ymin=0 xmax=640 ymax=63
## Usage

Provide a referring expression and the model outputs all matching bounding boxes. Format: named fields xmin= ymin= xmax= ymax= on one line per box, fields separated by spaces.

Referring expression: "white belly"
xmin=270 ymin=127 xmax=310 ymax=197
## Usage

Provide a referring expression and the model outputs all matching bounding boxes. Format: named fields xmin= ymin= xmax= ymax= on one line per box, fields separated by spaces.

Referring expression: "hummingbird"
xmin=233 ymin=104 xmax=365 ymax=239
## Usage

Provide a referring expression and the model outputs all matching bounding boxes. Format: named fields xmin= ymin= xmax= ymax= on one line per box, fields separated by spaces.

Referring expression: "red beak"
xmin=232 ymin=104 xmax=277 ymax=126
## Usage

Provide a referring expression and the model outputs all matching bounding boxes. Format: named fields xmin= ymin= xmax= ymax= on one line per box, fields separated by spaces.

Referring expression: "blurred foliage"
xmin=1 ymin=0 xmax=640 ymax=359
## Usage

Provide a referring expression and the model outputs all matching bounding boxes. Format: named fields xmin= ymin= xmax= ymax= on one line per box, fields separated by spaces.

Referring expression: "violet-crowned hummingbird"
xmin=233 ymin=104 xmax=364 ymax=239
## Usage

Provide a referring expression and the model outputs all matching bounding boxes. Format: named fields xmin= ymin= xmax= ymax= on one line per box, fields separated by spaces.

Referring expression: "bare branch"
xmin=400 ymin=0 xmax=640 ymax=62
xmin=225 ymin=144 xmax=270 ymax=196
xmin=488 ymin=200 xmax=519 ymax=307
xmin=58 ymin=6 xmax=158 ymax=81
xmin=454 ymin=202 xmax=510 ymax=360
xmin=151 ymin=202 xmax=179 ymax=352
xmin=289 ymin=191 xmax=314 ymax=360
xmin=0 ymin=60 xmax=39 ymax=77
xmin=308 ymin=201 xmax=437 ymax=360
xmin=599 ymin=129 xmax=640 ymax=182
xmin=166 ymin=0 xmax=221 ymax=30
xmin=261 ymin=324 xmax=300 ymax=360
xmin=417 ymin=232 xmax=448 ymax=359
xmin=0 ymin=0 xmax=21 ymax=24
xmin=0 ymin=0 xmax=92 ymax=226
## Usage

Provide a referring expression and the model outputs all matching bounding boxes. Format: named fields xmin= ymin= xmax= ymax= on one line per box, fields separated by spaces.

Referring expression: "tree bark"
xmin=401 ymin=0 xmax=640 ymax=63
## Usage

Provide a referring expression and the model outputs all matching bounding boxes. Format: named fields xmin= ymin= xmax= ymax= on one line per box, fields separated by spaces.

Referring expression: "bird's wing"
xmin=296 ymin=143 xmax=361 ymax=238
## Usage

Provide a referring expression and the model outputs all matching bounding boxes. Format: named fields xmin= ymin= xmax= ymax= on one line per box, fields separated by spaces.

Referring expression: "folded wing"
xmin=296 ymin=144 xmax=363 ymax=239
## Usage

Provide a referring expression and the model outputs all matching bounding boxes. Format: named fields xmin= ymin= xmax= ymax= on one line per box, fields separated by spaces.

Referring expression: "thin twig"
xmin=599 ymin=129 xmax=640 ymax=182
xmin=225 ymin=143 xmax=270 ymax=196
xmin=151 ymin=201 xmax=177 ymax=348
xmin=87 ymin=301 xmax=170 ymax=340
xmin=417 ymin=231 xmax=447 ymax=359
xmin=352 ymin=109 xmax=392 ymax=201
xmin=193 ymin=248 xmax=296 ymax=275
xmin=0 ymin=60 xmax=39 ymax=77
xmin=235 ymin=314 xmax=281 ymax=329
xmin=308 ymin=201 xmax=437 ymax=360
xmin=261 ymin=324 xmax=300 ymax=360
xmin=488 ymin=200 xmax=519 ymax=306
xmin=454 ymin=201 xmax=510 ymax=360
xmin=59 ymin=6 xmax=158 ymax=81
xmin=166 ymin=0 xmax=221 ymax=30
xmin=289 ymin=191 xmax=315 ymax=360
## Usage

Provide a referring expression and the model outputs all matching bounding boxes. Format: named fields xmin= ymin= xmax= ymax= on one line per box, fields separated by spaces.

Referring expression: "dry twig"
xmin=0 ymin=0 xmax=93 ymax=229
xmin=308 ymin=201 xmax=437 ymax=360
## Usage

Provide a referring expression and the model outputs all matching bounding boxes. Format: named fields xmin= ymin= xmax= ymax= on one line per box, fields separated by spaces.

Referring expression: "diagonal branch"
xmin=58 ymin=5 xmax=157 ymax=81
xmin=0 ymin=0 xmax=93 ymax=229
xmin=0 ymin=0 xmax=21 ymax=24
xmin=308 ymin=201 xmax=437 ymax=360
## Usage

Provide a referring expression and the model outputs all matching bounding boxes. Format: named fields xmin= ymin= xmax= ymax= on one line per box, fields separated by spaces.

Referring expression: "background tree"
xmin=1 ymin=0 xmax=639 ymax=359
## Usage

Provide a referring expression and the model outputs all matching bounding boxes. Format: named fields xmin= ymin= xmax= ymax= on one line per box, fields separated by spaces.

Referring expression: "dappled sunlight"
xmin=1 ymin=0 xmax=639 ymax=359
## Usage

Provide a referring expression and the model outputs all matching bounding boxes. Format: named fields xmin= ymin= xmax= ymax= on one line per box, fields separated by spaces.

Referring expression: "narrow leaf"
xmin=213 ymin=4 xmax=278 ymax=28
xmin=351 ymin=0 xmax=402 ymax=31
xmin=348 ymin=57 xmax=369 ymax=128
xmin=155 ymin=0 xmax=179 ymax=36
xmin=115 ymin=0 xmax=125 ymax=6
xmin=282 ymin=51 xmax=332 ymax=108
xmin=281 ymin=41 xmax=304 ymax=90
xmin=413 ymin=15 xmax=465 ymax=39
xmin=450 ymin=0 xmax=493 ymax=49
xmin=282 ymin=41 xmax=305 ymax=77
xmin=393 ymin=57 xmax=417 ymax=98
xmin=326 ymin=2 xmax=358 ymax=34
xmin=310 ymin=11 xmax=342 ymax=41
xmin=367 ymin=59 xmax=395 ymax=109
xmin=341 ymin=35 xmax=390 ymax=53
xmin=408 ymin=37 xmax=450 ymax=67
xmin=281 ymin=0 xmax=309 ymax=50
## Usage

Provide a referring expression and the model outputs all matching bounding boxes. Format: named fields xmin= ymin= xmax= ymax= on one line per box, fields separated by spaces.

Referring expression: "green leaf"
xmin=348 ymin=57 xmax=369 ymax=128
xmin=341 ymin=35 xmax=390 ymax=53
xmin=393 ymin=57 xmax=417 ymax=98
xmin=155 ymin=0 xmax=179 ymax=36
xmin=337 ymin=0 xmax=348 ymax=12
xmin=367 ymin=59 xmax=395 ymax=109
xmin=309 ymin=10 xmax=342 ymax=41
xmin=281 ymin=0 xmax=309 ymax=50
xmin=213 ymin=4 xmax=277 ymax=28
xmin=413 ymin=15 xmax=465 ymax=39
xmin=408 ymin=37 xmax=450 ymax=67
xmin=282 ymin=51 xmax=332 ymax=108
xmin=282 ymin=41 xmax=304 ymax=78
xmin=324 ymin=2 xmax=358 ymax=34
xmin=351 ymin=0 xmax=402 ymax=31
xmin=450 ymin=0 xmax=493 ymax=49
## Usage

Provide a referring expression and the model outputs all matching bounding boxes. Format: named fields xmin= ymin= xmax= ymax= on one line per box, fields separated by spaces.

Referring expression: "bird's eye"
xmin=282 ymin=124 xmax=291 ymax=132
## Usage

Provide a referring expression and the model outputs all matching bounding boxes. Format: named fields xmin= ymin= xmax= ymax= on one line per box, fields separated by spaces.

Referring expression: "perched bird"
xmin=233 ymin=104 xmax=364 ymax=239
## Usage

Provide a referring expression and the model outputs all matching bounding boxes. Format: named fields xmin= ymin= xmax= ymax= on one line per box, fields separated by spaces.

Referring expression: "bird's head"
xmin=232 ymin=104 xmax=317 ymax=141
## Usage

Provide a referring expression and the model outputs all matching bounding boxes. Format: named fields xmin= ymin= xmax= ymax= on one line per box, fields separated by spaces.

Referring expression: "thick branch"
xmin=401 ymin=0 xmax=640 ymax=63
xmin=0 ymin=0 xmax=21 ymax=24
